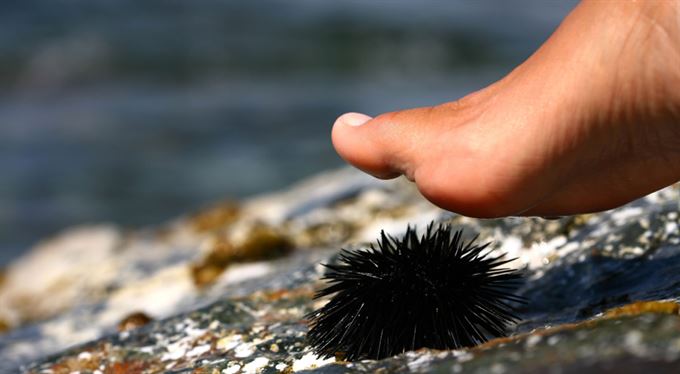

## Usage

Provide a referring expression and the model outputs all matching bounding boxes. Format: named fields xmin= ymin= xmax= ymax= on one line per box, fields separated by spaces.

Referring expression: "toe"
xmin=331 ymin=108 xmax=435 ymax=180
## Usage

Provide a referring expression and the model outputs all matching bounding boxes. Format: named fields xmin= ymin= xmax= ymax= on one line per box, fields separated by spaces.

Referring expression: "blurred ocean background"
xmin=0 ymin=0 xmax=578 ymax=265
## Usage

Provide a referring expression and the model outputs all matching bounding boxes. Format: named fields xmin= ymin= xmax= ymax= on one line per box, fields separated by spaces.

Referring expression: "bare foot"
xmin=332 ymin=0 xmax=680 ymax=218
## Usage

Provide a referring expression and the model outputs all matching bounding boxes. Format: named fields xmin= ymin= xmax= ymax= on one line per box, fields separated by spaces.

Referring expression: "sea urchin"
xmin=306 ymin=222 xmax=525 ymax=361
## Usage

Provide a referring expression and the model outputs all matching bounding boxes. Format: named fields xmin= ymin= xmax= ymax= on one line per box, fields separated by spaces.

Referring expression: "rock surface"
xmin=1 ymin=167 xmax=680 ymax=373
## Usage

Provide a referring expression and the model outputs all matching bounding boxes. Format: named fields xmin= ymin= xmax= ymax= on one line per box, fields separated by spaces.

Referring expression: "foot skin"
xmin=332 ymin=0 xmax=680 ymax=218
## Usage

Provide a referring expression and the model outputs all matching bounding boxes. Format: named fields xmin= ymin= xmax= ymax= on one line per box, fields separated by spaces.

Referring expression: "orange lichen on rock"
xmin=117 ymin=311 xmax=154 ymax=332
xmin=50 ymin=351 xmax=102 ymax=374
xmin=191 ymin=224 xmax=293 ymax=287
xmin=190 ymin=201 xmax=240 ymax=232
xmin=108 ymin=361 xmax=150 ymax=374
xmin=604 ymin=300 xmax=679 ymax=318
xmin=41 ymin=342 xmax=158 ymax=374
xmin=474 ymin=300 xmax=680 ymax=353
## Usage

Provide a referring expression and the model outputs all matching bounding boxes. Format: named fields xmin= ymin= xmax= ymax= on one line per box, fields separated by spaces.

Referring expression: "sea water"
xmin=0 ymin=0 xmax=577 ymax=264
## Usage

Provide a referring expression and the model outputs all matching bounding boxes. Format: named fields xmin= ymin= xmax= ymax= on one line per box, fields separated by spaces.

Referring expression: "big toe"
xmin=332 ymin=109 xmax=431 ymax=180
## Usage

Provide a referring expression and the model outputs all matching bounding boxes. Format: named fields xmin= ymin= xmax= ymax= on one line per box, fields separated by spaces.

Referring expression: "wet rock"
xmin=0 ymin=225 xmax=123 ymax=327
xmin=1 ymin=168 xmax=680 ymax=373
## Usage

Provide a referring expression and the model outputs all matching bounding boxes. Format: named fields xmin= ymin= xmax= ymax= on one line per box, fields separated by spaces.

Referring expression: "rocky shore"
xmin=1 ymin=167 xmax=680 ymax=373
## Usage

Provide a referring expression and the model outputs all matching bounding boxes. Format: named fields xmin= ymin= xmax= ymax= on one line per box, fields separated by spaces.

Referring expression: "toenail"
xmin=340 ymin=112 xmax=373 ymax=127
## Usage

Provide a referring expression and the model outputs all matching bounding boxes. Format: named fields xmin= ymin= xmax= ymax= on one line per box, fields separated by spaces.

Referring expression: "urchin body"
xmin=307 ymin=223 xmax=525 ymax=361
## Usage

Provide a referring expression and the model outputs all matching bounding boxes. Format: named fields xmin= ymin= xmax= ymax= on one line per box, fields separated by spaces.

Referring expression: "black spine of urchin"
xmin=306 ymin=222 xmax=526 ymax=361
